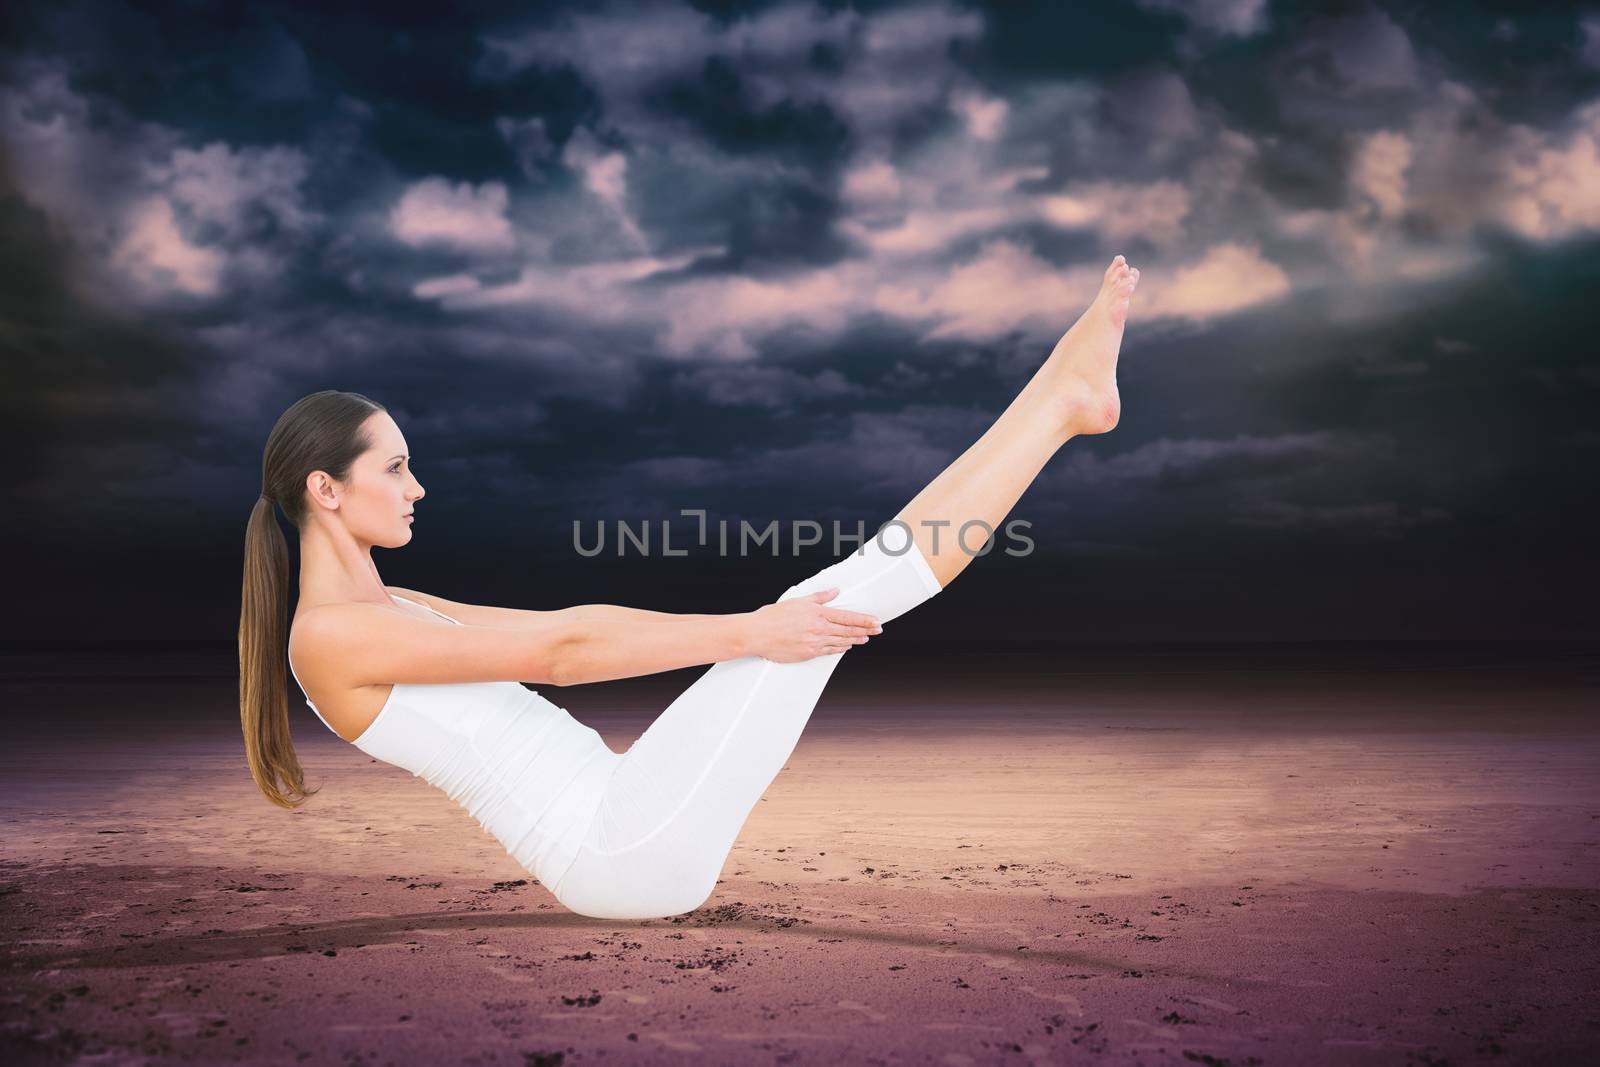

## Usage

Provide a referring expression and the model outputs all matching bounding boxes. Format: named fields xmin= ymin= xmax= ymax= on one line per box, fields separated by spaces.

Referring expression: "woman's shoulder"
xmin=296 ymin=592 xmax=434 ymax=625
xmin=289 ymin=597 xmax=411 ymax=666
xmin=287 ymin=602 xmax=406 ymax=742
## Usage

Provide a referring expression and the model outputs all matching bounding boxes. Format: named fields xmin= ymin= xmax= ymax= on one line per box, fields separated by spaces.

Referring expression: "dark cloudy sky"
xmin=2 ymin=0 xmax=1597 ymax=643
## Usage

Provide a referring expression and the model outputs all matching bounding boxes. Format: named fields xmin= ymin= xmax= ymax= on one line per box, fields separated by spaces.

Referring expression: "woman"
xmin=240 ymin=257 xmax=1140 ymax=920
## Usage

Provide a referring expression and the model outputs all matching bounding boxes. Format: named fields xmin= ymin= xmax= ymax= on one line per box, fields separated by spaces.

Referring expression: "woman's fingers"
xmin=810 ymin=607 xmax=879 ymax=654
xmin=824 ymin=608 xmax=879 ymax=626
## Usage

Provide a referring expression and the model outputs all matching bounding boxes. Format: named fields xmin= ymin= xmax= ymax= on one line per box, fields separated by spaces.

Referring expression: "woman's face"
xmin=319 ymin=411 xmax=426 ymax=546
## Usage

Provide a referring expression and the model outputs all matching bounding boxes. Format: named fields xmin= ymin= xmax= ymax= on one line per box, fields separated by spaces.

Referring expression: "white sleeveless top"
xmin=287 ymin=595 xmax=619 ymax=890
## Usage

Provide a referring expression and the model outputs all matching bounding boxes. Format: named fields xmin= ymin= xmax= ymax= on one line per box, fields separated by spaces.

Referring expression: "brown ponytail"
xmin=239 ymin=390 xmax=385 ymax=808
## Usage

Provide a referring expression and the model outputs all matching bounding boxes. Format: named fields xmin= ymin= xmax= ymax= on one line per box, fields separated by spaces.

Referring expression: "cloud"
xmin=1351 ymin=130 xmax=1412 ymax=219
xmin=871 ymin=239 xmax=1092 ymax=342
xmin=0 ymin=61 xmax=314 ymax=303
xmin=561 ymin=125 xmax=645 ymax=248
xmin=479 ymin=0 xmax=986 ymax=149
xmin=1345 ymin=82 xmax=1600 ymax=248
xmin=417 ymin=247 xmax=708 ymax=322
xmin=232 ymin=22 xmax=315 ymax=103
xmin=418 ymin=228 xmax=1288 ymax=366
xmin=886 ymin=238 xmax=1287 ymax=340
xmin=159 ymin=142 xmax=314 ymax=238
xmin=840 ymin=158 xmax=905 ymax=208
xmin=189 ymin=304 xmax=649 ymax=415
xmin=1287 ymin=9 xmax=1422 ymax=95
xmin=496 ymin=115 xmax=557 ymax=180
xmin=389 ymin=177 xmax=515 ymax=252
xmin=586 ymin=402 xmax=995 ymax=502
xmin=0 ymin=62 xmax=173 ymax=243
xmin=110 ymin=197 xmax=226 ymax=297
xmin=1279 ymin=206 xmax=1480 ymax=287
xmin=1492 ymin=99 xmax=1600 ymax=242
xmin=480 ymin=1 xmax=724 ymax=101
xmin=10 ymin=0 xmax=1573 ymax=394
xmin=412 ymin=273 xmax=482 ymax=299
xmin=1046 ymin=431 xmax=1391 ymax=489
xmin=670 ymin=361 xmax=870 ymax=410
xmin=453 ymin=7 xmax=1307 ymax=357
xmin=1136 ymin=242 xmax=1291 ymax=322
xmin=951 ymin=90 xmax=1008 ymax=141
xmin=840 ymin=200 xmax=1021 ymax=259
xmin=1265 ymin=89 xmax=1528 ymax=284
xmin=1035 ymin=430 xmax=1449 ymax=539
xmin=1105 ymin=69 xmax=1202 ymax=147
xmin=1040 ymin=179 xmax=1192 ymax=247
xmin=1233 ymin=499 xmax=1449 ymax=533
xmin=1133 ymin=0 xmax=1270 ymax=38
xmin=436 ymin=0 xmax=1600 ymax=367
xmin=658 ymin=262 xmax=864 ymax=359
xmin=1582 ymin=14 xmax=1600 ymax=69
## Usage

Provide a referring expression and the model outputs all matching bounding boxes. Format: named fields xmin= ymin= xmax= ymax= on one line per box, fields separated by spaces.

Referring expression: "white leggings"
xmin=545 ymin=524 xmax=944 ymax=919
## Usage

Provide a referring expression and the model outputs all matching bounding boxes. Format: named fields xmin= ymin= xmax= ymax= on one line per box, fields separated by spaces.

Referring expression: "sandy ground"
xmin=3 ymin=646 xmax=1598 ymax=1065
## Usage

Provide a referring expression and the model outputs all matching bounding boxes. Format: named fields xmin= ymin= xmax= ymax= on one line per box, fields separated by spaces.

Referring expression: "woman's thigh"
xmin=548 ymin=532 xmax=942 ymax=918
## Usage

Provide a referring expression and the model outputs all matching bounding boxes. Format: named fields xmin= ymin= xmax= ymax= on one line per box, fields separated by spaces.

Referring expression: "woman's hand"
xmin=746 ymin=589 xmax=883 ymax=663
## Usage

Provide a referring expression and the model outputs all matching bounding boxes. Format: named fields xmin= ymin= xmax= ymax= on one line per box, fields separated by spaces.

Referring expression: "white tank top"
xmin=286 ymin=595 xmax=619 ymax=889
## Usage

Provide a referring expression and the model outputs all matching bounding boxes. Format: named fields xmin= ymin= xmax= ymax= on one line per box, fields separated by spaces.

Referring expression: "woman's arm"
xmin=381 ymin=587 xmax=877 ymax=685
xmin=384 ymin=585 xmax=719 ymax=630
xmin=382 ymin=585 xmax=560 ymax=628
xmin=564 ymin=604 xmax=723 ymax=624
xmin=554 ymin=613 xmax=753 ymax=686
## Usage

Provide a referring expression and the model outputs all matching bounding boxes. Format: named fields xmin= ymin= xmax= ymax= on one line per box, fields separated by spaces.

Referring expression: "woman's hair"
xmin=239 ymin=389 xmax=387 ymax=808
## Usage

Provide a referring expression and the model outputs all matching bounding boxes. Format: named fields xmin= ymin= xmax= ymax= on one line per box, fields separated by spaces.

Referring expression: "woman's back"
xmin=290 ymin=595 xmax=473 ymax=742
xmin=287 ymin=595 xmax=620 ymax=891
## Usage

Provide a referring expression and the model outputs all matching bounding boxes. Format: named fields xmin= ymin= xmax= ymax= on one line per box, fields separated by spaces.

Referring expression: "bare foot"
xmin=1043 ymin=255 xmax=1140 ymax=436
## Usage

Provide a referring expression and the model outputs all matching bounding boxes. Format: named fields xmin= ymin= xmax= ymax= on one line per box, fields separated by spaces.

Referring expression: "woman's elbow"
xmin=544 ymin=627 xmax=590 ymax=687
